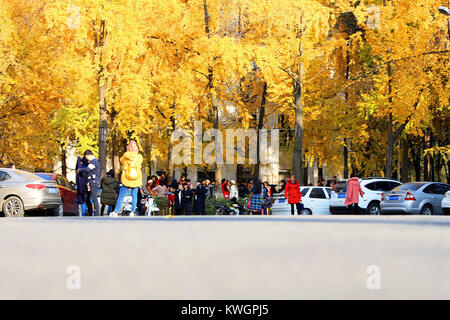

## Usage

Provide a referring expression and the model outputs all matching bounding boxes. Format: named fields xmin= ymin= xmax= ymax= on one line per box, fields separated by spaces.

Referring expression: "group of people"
xmin=74 ymin=137 xmax=362 ymax=217
xmin=75 ymin=140 xmax=143 ymax=217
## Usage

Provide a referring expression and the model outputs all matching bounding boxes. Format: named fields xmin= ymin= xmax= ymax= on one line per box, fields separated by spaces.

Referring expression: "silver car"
xmin=380 ymin=182 xmax=450 ymax=215
xmin=0 ymin=169 xmax=62 ymax=217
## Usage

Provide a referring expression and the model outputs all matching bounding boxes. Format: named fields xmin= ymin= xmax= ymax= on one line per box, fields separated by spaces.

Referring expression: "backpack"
xmin=126 ymin=158 xmax=139 ymax=180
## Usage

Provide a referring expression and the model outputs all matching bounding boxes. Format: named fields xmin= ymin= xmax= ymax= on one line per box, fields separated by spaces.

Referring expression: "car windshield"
xmin=34 ymin=173 xmax=53 ymax=180
xmin=393 ymin=183 xmax=425 ymax=192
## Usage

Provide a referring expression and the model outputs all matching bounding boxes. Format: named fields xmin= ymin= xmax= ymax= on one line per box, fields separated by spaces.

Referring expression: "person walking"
xmin=76 ymin=150 xmax=101 ymax=216
xmin=111 ymin=140 xmax=143 ymax=217
xmin=229 ymin=180 xmax=239 ymax=200
xmin=193 ymin=181 xmax=207 ymax=215
xmin=345 ymin=173 xmax=364 ymax=214
xmin=100 ymin=169 xmax=119 ymax=216
xmin=285 ymin=175 xmax=302 ymax=216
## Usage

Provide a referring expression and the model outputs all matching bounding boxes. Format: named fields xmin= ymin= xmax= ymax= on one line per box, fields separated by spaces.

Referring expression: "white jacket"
xmin=229 ymin=185 xmax=239 ymax=199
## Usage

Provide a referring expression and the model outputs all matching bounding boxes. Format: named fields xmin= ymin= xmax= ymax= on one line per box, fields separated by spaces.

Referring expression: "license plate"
xmin=337 ymin=194 xmax=346 ymax=199
xmin=389 ymin=196 xmax=399 ymax=201
xmin=278 ymin=199 xmax=285 ymax=204
xmin=48 ymin=188 xmax=58 ymax=194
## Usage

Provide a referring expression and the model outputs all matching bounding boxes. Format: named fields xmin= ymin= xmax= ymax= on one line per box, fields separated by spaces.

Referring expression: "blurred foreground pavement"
xmin=0 ymin=215 xmax=449 ymax=299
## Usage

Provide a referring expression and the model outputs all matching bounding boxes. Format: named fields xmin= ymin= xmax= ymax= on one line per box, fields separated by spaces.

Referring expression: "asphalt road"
xmin=0 ymin=215 xmax=449 ymax=299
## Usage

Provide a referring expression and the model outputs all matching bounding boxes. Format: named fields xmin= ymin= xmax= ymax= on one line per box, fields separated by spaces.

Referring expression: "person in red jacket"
xmin=285 ymin=175 xmax=302 ymax=215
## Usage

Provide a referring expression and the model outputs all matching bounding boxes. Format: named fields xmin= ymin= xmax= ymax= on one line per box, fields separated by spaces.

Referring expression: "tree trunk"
xmin=204 ymin=0 xmax=222 ymax=194
xmin=167 ymin=115 xmax=175 ymax=183
xmin=303 ymin=154 xmax=308 ymax=185
xmin=343 ymin=140 xmax=349 ymax=179
xmin=255 ymin=82 xmax=267 ymax=177
xmin=423 ymin=133 xmax=432 ymax=181
xmin=343 ymin=41 xmax=350 ymax=179
xmin=112 ymin=127 xmax=120 ymax=178
xmin=96 ymin=19 xmax=108 ymax=179
xmin=60 ymin=143 xmax=67 ymax=178
xmin=292 ymin=43 xmax=304 ymax=182
xmin=411 ymin=138 xmax=421 ymax=181
xmin=400 ymin=136 xmax=410 ymax=183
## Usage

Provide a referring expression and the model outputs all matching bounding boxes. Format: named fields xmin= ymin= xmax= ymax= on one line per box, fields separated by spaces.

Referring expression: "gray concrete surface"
xmin=0 ymin=215 xmax=449 ymax=299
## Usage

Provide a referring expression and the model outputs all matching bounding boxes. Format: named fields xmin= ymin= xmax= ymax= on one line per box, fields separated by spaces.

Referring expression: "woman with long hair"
xmin=111 ymin=140 xmax=143 ymax=217
xmin=249 ymin=178 xmax=263 ymax=214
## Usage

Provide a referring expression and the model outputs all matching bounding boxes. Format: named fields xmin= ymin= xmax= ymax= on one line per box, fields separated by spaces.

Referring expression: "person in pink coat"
xmin=345 ymin=173 xmax=364 ymax=214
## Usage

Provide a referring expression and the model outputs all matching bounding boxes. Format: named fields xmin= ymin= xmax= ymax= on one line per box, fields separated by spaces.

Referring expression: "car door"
xmin=61 ymin=176 xmax=77 ymax=214
xmin=434 ymin=184 xmax=449 ymax=214
xmin=0 ymin=171 xmax=12 ymax=201
xmin=423 ymin=184 xmax=444 ymax=214
xmin=308 ymin=188 xmax=329 ymax=215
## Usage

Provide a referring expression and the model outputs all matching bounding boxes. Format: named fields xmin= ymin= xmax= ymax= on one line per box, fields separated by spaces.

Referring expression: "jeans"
xmin=114 ymin=186 xmax=139 ymax=213
xmin=87 ymin=183 xmax=100 ymax=216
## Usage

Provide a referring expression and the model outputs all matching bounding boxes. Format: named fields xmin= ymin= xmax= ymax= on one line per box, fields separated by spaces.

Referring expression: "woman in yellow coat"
xmin=111 ymin=140 xmax=143 ymax=217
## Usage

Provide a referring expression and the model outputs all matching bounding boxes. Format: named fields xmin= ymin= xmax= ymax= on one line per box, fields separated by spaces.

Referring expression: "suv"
xmin=329 ymin=178 xmax=402 ymax=215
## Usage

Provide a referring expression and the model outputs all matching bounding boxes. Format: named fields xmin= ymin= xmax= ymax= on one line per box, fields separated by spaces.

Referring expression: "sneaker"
xmin=110 ymin=212 xmax=118 ymax=217
xmin=129 ymin=212 xmax=135 ymax=217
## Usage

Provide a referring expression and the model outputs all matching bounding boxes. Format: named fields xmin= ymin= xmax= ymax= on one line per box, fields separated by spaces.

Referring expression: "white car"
xmin=329 ymin=178 xmax=402 ymax=215
xmin=272 ymin=186 xmax=332 ymax=215
xmin=442 ymin=191 xmax=450 ymax=215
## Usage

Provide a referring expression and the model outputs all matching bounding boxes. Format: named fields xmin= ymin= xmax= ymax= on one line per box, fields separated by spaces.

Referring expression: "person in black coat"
xmin=182 ymin=183 xmax=194 ymax=215
xmin=75 ymin=155 xmax=91 ymax=216
xmin=174 ymin=184 xmax=184 ymax=215
xmin=100 ymin=170 xmax=119 ymax=216
xmin=193 ymin=181 xmax=207 ymax=215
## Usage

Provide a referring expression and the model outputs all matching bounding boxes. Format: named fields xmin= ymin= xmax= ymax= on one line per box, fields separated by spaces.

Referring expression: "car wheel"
xmin=421 ymin=205 xmax=433 ymax=216
xmin=3 ymin=196 xmax=25 ymax=217
xmin=367 ymin=202 xmax=381 ymax=215
xmin=301 ymin=208 xmax=312 ymax=215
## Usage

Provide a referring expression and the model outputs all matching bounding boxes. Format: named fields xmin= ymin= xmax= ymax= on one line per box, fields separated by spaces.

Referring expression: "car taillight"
xmin=405 ymin=192 xmax=416 ymax=201
xmin=381 ymin=193 xmax=384 ymax=201
xmin=26 ymin=184 xmax=47 ymax=190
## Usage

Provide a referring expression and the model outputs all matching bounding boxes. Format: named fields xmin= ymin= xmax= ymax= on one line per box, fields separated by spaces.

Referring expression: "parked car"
xmin=442 ymin=191 xmax=450 ymax=215
xmin=381 ymin=182 xmax=450 ymax=215
xmin=0 ymin=168 xmax=62 ymax=217
xmin=330 ymin=178 xmax=402 ymax=215
xmin=34 ymin=173 xmax=78 ymax=216
xmin=272 ymin=186 xmax=332 ymax=215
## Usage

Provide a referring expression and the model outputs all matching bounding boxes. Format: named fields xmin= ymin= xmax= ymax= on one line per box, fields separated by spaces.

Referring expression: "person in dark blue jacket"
xmin=77 ymin=150 xmax=100 ymax=216
xmin=75 ymin=155 xmax=91 ymax=216
xmin=193 ymin=181 xmax=207 ymax=215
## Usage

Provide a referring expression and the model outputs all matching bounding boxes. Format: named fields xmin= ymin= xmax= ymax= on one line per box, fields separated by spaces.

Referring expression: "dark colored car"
xmin=34 ymin=173 xmax=78 ymax=215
